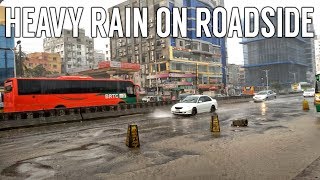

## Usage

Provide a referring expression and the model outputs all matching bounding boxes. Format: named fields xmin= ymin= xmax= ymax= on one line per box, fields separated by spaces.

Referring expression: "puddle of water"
xmin=1 ymin=162 xmax=55 ymax=179
xmin=149 ymin=109 xmax=173 ymax=118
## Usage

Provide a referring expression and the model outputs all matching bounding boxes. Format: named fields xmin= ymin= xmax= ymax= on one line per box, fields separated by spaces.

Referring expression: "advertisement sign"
xmin=121 ymin=62 xmax=140 ymax=70
xmin=147 ymin=73 xmax=196 ymax=79
xmin=110 ymin=61 xmax=121 ymax=68
xmin=98 ymin=61 xmax=140 ymax=70
xmin=98 ymin=61 xmax=110 ymax=69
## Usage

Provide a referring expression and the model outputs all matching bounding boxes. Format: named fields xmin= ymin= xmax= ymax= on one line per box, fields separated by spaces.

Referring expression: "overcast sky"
xmin=2 ymin=0 xmax=320 ymax=65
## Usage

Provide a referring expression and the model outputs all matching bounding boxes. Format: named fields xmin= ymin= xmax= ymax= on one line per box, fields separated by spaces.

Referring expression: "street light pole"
xmin=222 ymin=66 xmax=228 ymax=96
xmin=262 ymin=69 xmax=270 ymax=90
xmin=289 ymin=72 xmax=297 ymax=83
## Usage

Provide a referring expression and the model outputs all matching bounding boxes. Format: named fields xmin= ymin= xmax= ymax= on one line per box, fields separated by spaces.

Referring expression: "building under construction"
xmin=242 ymin=15 xmax=315 ymax=90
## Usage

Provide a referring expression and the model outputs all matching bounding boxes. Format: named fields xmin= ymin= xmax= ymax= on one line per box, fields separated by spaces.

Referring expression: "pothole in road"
xmin=231 ymin=129 xmax=248 ymax=132
xmin=264 ymin=125 xmax=288 ymax=131
xmin=1 ymin=161 xmax=55 ymax=179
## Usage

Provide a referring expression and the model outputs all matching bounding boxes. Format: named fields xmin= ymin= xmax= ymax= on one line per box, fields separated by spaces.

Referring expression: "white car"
xmin=253 ymin=90 xmax=277 ymax=102
xmin=171 ymin=95 xmax=218 ymax=116
xmin=303 ymin=88 xmax=315 ymax=97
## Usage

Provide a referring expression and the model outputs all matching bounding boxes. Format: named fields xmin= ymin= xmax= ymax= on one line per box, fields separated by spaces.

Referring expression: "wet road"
xmin=0 ymin=95 xmax=320 ymax=180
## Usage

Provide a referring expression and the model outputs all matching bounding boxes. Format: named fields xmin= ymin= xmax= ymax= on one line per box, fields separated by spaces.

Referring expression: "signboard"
xmin=121 ymin=62 xmax=140 ymax=70
xmin=98 ymin=61 xmax=140 ymax=70
xmin=110 ymin=61 xmax=121 ymax=68
xmin=98 ymin=61 xmax=110 ymax=69
xmin=147 ymin=73 xmax=196 ymax=79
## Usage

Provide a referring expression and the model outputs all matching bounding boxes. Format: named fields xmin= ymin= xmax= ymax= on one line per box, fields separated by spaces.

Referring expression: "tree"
xmin=271 ymin=82 xmax=282 ymax=93
xmin=25 ymin=65 xmax=51 ymax=77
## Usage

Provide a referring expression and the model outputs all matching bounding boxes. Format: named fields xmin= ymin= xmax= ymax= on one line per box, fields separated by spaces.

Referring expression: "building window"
xmin=77 ymin=45 xmax=81 ymax=48
xmin=179 ymin=41 xmax=183 ymax=47
xmin=176 ymin=63 xmax=182 ymax=70
xmin=201 ymin=43 xmax=209 ymax=52
xmin=160 ymin=63 xmax=166 ymax=71
xmin=53 ymin=65 xmax=57 ymax=69
xmin=53 ymin=57 xmax=57 ymax=61
xmin=77 ymin=52 xmax=81 ymax=55
xmin=68 ymin=64 xmax=72 ymax=68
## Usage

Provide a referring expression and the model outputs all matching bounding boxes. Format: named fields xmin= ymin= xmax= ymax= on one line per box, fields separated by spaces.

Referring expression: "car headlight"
xmin=315 ymin=95 xmax=320 ymax=100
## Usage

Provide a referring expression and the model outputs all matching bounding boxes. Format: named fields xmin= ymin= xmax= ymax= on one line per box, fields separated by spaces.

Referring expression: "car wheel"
xmin=191 ymin=108 xmax=197 ymax=116
xmin=210 ymin=105 xmax=216 ymax=113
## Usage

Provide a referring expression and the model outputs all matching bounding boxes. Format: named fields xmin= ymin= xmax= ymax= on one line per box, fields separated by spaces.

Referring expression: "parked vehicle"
xmin=141 ymin=96 xmax=163 ymax=102
xmin=171 ymin=95 xmax=218 ymax=116
xmin=303 ymin=88 xmax=315 ymax=97
xmin=253 ymin=90 xmax=277 ymax=102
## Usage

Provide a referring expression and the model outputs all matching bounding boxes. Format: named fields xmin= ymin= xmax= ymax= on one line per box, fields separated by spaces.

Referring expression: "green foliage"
xmin=24 ymin=65 xmax=52 ymax=77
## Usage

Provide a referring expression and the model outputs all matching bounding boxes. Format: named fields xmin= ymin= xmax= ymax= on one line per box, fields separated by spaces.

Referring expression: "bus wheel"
xmin=55 ymin=105 xmax=66 ymax=109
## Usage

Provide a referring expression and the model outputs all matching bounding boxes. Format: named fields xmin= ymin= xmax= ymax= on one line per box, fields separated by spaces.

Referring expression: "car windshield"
xmin=257 ymin=91 xmax=268 ymax=95
xmin=181 ymin=96 xmax=199 ymax=103
xmin=305 ymin=89 xmax=314 ymax=92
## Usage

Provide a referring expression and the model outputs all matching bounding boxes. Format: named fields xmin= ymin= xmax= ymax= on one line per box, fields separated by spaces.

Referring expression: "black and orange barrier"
xmin=211 ymin=113 xmax=220 ymax=133
xmin=126 ymin=124 xmax=140 ymax=148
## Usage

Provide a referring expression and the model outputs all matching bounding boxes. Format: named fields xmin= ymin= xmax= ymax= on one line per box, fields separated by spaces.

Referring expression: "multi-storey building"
xmin=315 ymin=36 xmax=320 ymax=74
xmin=105 ymin=39 xmax=111 ymax=61
xmin=94 ymin=50 xmax=105 ymax=68
xmin=25 ymin=52 xmax=62 ymax=74
xmin=242 ymin=15 xmax=315 ymax=89
xmin=43 ymin=29 xmax=94 ymax=74
xmin=109 ymin=0 xmax=227 ymax=95
xmin=227 ymin=64 xmax=245 ymax=87
xmin=0 ymin=6 xmax=15 ymax=86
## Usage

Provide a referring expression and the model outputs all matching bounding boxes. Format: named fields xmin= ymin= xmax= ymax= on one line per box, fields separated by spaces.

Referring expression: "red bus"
xmin=3 ymin=76 xmax=139 ymax=113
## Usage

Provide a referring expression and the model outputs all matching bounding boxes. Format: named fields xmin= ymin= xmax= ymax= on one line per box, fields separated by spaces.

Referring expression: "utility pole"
xmin=154 ymin=63 xmax=159 ymax=96
xmin=262 ymin=69 xmax=270 ymax=90
xmin=195 ymin=63 xmax=199 ymax=94
xmin=223 ymin=66 xmax=228 ymax=96
xmin=289 ymin=72 xmax=297 ymax=83
xmin=18 ymin=43 xmax=23 ymax=77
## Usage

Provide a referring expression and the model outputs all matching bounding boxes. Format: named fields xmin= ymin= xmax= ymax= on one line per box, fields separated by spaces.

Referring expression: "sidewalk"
xmin=293 ymin=156 xmax=320 ymax=179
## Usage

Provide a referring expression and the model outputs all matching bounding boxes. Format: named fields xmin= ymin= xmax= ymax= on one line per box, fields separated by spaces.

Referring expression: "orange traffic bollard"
xmin=211 ymin=112 xmax=220 ymax=133
xmin=303 ymin=99 xmax=310 ymax=111
xmin=126 ymin=124 xmax=140 ymax=148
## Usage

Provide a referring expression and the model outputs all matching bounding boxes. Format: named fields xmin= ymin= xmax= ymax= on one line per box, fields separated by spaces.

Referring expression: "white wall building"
xmin=315 ymin=36 xmax=320 ymax=74
xmin=43 ymin=29 xmax=94 ymax=74
xmin=94 ymin=50 xmax=105 ymax=68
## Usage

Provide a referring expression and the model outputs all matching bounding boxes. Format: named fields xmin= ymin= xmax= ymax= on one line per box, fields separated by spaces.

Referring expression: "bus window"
xmin=126 ymin=86 xmax=134 ymax=95
xmin=4 ymin=84 xmax=12 ymax=93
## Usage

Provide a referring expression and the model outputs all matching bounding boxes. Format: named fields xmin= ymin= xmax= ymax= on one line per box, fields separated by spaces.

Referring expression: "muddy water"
xmin=0 ymin=96 xmax=319 ymax=180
